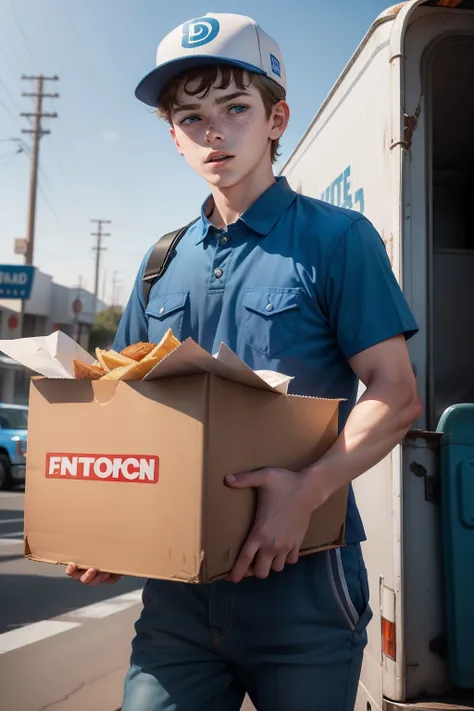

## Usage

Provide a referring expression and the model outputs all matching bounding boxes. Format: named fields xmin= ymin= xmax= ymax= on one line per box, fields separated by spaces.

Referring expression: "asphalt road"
xmin=0 ymin=488 xmax=143 ymax=711
xmin=0 ymin=488 xmax=255 ymax=711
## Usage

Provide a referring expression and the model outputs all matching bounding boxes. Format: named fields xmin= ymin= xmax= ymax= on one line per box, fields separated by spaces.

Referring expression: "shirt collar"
xmin=196 ymin=177 xmax=297 ymax=244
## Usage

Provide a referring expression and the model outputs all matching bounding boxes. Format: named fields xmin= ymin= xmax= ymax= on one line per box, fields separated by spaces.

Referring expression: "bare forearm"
xmin=302 ymin=382 xmax=422 ymax=508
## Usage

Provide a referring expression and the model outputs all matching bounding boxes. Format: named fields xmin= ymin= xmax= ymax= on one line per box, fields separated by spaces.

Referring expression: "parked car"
xmin=0 ymin=403 xmax=27 ymax=489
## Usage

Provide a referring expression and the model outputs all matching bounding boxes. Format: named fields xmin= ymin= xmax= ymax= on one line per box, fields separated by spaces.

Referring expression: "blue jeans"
xmin=122 ymin=544 xmax=372 ymax=711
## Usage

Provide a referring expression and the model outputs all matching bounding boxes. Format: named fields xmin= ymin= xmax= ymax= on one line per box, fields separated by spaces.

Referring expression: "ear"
xmin=169 ymin=126 xmax=184 ymax=156
xmin=269 ymin=100 xmax=290 ymax=140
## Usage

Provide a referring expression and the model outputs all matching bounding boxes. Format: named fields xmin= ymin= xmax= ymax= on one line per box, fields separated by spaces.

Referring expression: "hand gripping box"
xmin=4 ymin=333 xmax=348 ymax=583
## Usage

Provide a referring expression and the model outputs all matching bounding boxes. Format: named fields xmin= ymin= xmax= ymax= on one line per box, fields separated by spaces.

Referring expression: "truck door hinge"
xmin=409 ymin=460 xmax=440 ymax=504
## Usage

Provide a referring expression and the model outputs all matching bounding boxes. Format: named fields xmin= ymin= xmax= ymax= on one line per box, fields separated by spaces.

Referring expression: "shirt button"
xmin=266 ymin=303 xmax=274 ymax=312
xmin=215 ymin=268 xmax=223 ymax=278
xmin=159 ymin=307 xmax=165 ymax=316
xmin=221 ymin=235 xmax=229 ymax=245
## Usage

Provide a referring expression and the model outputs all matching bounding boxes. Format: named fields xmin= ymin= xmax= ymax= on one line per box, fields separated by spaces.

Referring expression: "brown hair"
xmin=157 ymin=65 xmax=286 ymax=164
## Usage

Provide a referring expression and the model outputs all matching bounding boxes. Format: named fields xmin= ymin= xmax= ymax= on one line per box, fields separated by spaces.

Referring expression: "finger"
xmin=228 ymin=539 xmax=260 ymax=583
xmin=66 ymin=564 xmax=89 ymax=582
xmin=286 ymin=548 xmax=300 ymax=565
xmin=65 ymin=563 xmax=78 ymax=577
xmin=104 ymin=574 xmax=123 ymax=584
xmin=225 ymin=469 xmax=268 ymax=489
xmin=253 ymin=549 xmax=275 ymax=579
xmin=271 ymin=553 xmax=288 ymax=573
xmin=87 ymin=572 xmax=113 ymax=587
xmin=80 ymin=568 xmax=99 ymax=584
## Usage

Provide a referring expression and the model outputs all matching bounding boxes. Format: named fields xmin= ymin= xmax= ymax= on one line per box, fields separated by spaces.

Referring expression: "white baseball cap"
xmin=135 ymin=13 xmax=286 ymax=107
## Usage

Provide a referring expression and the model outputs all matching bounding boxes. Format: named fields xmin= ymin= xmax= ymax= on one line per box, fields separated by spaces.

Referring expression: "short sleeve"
xmin=112 ymin=247 xmax=153 ymax=352
xmin=324 ymin=217 xmax=419 ymax=360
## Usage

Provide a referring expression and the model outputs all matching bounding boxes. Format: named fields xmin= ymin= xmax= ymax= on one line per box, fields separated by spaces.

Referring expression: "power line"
xmin=0 ymin=97 xmax=15 ymax=120
xmin=9 ymin=0 xmax=36 ymax=67
xmin=19 ymin=139 xmax=54 ymax=193
xmin=36 ymin=177 xmax=60 ymax=222
xmin=0 ymin=79 xmax=20 ymax=113
xmin=0 ymin=146 xmax=22 ymax=159
xmin=0 ymin=137 xmax=59 ymax=219
xmin=0 ymin=150 xmax=22 ymax=172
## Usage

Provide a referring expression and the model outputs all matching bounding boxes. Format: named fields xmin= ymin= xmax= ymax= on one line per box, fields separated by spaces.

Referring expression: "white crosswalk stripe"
xmin=0 ymin=588 xmax=143 ymax=654
xmin=0 ymin=620 xmax=82 ymax=654
xmin=66 ymin=590 xmax=143 ymax=619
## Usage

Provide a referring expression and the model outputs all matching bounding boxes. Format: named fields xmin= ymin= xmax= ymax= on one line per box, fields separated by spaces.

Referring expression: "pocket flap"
xmin=146 ymin=292 xmax=188 ymax=320
xmin=242 ymin=288 xmax=301 ymax=317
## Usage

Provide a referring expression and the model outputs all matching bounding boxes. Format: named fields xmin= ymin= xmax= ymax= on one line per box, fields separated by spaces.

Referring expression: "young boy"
xmin=67 ymin=13 xmax=422 ymax=710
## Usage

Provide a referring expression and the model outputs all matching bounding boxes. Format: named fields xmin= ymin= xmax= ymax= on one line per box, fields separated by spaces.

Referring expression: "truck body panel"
xmin=281 ymin=2 xmax=474 ymax=707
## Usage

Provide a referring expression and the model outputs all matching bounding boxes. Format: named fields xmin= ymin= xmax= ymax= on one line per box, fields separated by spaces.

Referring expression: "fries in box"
xmin=73 ymin=329 xmax=181 ymax=381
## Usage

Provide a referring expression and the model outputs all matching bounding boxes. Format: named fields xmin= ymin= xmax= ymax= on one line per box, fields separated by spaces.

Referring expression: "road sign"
xmin=8 ymin=315 xmax=18 ymax=330
xmin=14 ymin=239 xmax=27 ymax=256
xmin=0 ymin=265 xmax=36 ymax=299
xmin=72 ymin=298 xmax=82 ymax=315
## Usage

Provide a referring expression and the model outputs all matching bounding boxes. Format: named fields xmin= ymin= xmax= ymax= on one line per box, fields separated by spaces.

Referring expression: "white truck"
xmin=281 ymin=2 xmax=474 ymax=709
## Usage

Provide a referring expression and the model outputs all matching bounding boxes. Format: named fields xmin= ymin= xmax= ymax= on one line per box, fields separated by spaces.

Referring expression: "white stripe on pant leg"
xmin=335 ymin=548 xmax=359 ymax=626
xmin=325 ymin=551 xmax=355 ymax=631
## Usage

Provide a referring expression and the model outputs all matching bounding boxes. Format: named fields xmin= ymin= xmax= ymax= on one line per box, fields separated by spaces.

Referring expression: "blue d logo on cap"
xmin=182 ymin=17 xmax=220 ymax=48
xmin=270 ymin=54 xmax=281 ymax=77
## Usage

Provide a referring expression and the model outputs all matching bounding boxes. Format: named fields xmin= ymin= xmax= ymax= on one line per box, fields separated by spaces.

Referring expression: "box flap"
xmin=0 ymin=331 xmax=293 ymax=392
xmin=143 ymin=339 xmax=293 ymax=393
xmin=0 ymin=331 xmax=94 ymax=377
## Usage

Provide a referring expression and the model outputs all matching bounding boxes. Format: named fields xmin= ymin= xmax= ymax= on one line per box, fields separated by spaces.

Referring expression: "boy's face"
xmin=169 ymin=75 xmax=289 ymax=188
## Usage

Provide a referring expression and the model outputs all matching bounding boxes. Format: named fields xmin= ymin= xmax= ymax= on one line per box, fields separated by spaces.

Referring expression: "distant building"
xmin=0 ymin=269 xmax=107 ymax=404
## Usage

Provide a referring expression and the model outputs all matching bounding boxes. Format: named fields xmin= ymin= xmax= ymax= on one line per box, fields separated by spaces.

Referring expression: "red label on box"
xmin=46 ymin=454 xmax=159 ymax=483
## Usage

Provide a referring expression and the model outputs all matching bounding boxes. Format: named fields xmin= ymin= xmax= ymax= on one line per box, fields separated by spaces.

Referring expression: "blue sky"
xmin=0 ymin=0 xmax=396 ymax=304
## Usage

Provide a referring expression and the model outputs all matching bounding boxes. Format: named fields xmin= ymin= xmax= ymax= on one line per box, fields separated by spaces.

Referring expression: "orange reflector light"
xmin=382 ymin=618 xmax=396 ymax=661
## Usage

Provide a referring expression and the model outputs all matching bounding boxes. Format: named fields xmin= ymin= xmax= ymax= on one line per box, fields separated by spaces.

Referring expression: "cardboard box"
xmin=21 ymin=338 xmax=348 ymax=583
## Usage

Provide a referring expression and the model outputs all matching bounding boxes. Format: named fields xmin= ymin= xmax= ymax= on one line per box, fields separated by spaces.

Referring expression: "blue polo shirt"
xmin=114 ymin=177 xmax=418 ymax=544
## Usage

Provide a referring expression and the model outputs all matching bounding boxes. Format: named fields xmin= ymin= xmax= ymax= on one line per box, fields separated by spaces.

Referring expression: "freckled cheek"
xmin=178 ymin=130 xmax=206 ymax=157
xmin=180 ymin=126 xmax=202 ymax=142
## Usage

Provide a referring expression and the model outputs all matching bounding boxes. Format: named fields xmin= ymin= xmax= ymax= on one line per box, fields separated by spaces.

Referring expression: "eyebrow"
xmin=173 ymin=91 xmax=251 ymax=115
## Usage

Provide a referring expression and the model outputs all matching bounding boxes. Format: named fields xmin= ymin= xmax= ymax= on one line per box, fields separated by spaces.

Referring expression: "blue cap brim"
xmin=135 ymin=56 xmax=266 ymax=107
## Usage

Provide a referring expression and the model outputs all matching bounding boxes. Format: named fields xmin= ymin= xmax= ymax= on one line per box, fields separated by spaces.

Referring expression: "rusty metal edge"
xmin=384 ymin=698 xmax=474 ymax=710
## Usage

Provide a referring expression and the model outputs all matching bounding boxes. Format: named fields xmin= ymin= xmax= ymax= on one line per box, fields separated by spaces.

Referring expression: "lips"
xmin=205 ymin=152 xmax=234 ymax=164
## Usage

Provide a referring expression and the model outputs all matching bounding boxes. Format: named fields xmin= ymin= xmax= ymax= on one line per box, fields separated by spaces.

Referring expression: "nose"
xmin=205 ymin=119 xmax=224 ymax=144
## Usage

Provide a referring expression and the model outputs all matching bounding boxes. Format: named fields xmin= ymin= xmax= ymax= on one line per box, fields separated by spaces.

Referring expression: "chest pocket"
xmin=145 ymin=292 xmax=188 ymax=343
xmin=242 ymin=287 xmax=302 ymax=357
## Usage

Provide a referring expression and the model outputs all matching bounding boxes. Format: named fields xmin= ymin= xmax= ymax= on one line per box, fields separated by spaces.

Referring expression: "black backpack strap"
xmin=142 ymin=218 xmax=199 ymax=306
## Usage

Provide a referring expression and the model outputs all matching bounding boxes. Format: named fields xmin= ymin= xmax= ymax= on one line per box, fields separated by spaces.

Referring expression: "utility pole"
xmin=75 ymin=275 xmax=84 ymax=344
xmin=20 ymin=74 xmax=59 ymax=266
xmin=102 ymin=270 xmax=108 ymax=303
xmin=111 ymin=270 xmax=123 ymax=307
xmin=91 ymin=219 xmax=111 ymax=316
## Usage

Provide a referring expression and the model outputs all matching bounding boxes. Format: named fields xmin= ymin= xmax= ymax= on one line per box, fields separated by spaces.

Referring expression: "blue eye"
xmin=181 ymin=115 xmax=200 ymax=125
xmin=229 ymin=105 xmax=247 ymax=114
